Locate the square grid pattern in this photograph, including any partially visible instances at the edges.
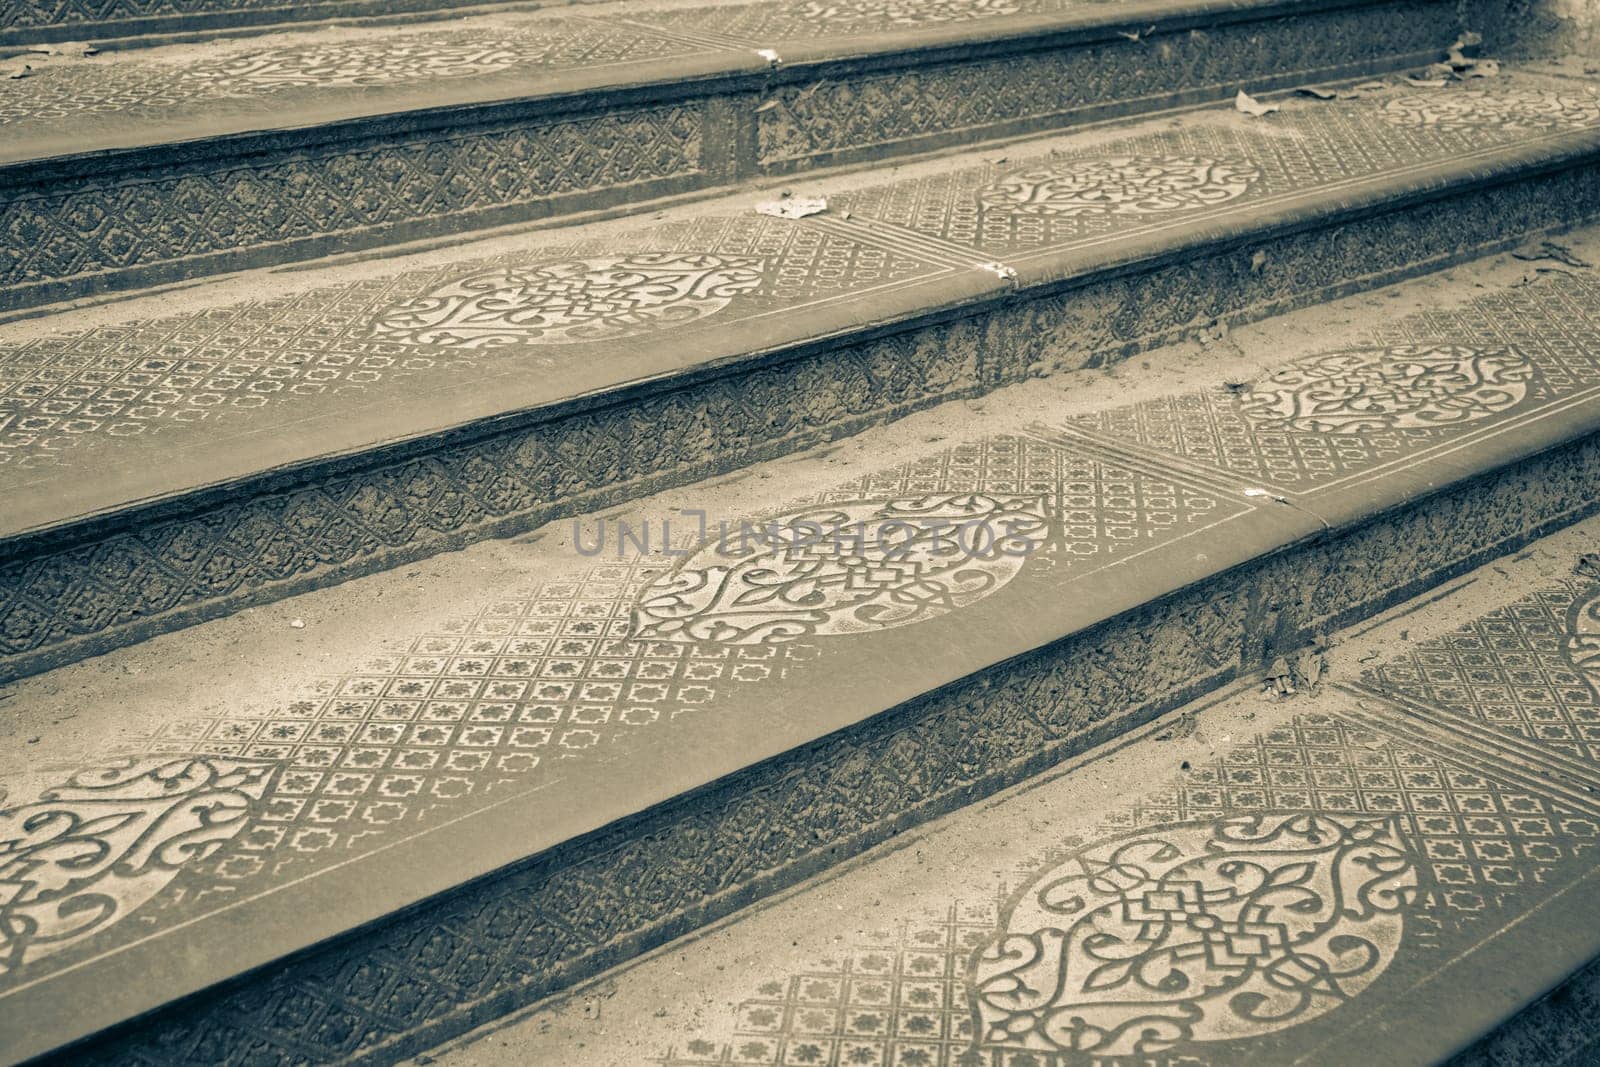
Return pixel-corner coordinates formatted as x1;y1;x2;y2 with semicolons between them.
145;560;810;882
1366;581;1600;764
1068;272;1600;493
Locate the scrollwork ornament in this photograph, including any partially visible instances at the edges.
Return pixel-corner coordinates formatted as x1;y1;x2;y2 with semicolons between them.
0;756;273;976
977;156;1261;218
970;812;1419;1056
1237;345;1532;434
631;493;1052;644
371;254;766;348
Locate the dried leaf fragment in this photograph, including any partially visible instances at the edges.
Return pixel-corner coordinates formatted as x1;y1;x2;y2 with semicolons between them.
1234;89;1279;117
1264;656;1295;697
755;196;826;219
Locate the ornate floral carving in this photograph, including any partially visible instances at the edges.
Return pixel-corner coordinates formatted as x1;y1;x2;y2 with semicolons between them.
370;254;766;348
977;156;1261;217
971;813;1418;1056
630;494;1051;644
0;757;272;976
1379;88;1600;131
1237;345;1532;433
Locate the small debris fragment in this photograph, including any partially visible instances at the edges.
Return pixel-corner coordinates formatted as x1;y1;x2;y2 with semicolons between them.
1116;29;1141;42
756;48;780;64
581;997;602;1021
1461;58;1500;78
1296;86;1340;100
28;40;97;56
1;61;32;79
1404;75;1450;88
980;261;1017;281
755;196;826;219
1154;712;1197;741
289;618;306;629
1235;90;1279;117
1223;379;1253;394
1577;553;1600;579
1250;249;1268;273
1264;656;1295;697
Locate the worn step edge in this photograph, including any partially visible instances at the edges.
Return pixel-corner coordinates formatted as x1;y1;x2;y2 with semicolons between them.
6;112;1600;683
0;0;1455;311
20;321;1600;1066
1443;935;1600;1066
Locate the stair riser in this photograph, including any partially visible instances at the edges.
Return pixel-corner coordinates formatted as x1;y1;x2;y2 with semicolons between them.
0;0;1453;314
48;413;1600;1066
6;151;1599;684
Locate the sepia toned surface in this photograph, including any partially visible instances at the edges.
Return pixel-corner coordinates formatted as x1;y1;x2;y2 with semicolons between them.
8;75;1600;678
6;233;1600;1061
417;539;1600;1066
0;0;1456;309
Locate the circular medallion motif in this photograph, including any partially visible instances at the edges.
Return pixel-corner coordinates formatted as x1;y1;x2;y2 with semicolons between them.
201;40;525;89
972;813;1418;1056
1379;88;1600;131
371;253;766;348
0;757;272;977
798;0;1020;24
977;156;1262;218
1237;344;1533;434
631;493;1051;644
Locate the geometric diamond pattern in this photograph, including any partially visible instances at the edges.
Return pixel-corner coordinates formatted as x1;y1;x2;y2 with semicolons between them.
1115;713;1596;918
1367;581;1600;764
143;558;809;878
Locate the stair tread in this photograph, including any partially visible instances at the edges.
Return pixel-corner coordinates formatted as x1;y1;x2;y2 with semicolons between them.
0;0;1304;166
419;518;1600;1067
5;224;1600;1061
7;69;1597;544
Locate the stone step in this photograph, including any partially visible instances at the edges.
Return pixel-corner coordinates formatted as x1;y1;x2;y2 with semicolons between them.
414;515;1600;1067
8;70;1600;682
0;0;1464;311
1;0;569;50
4;226;1600;1064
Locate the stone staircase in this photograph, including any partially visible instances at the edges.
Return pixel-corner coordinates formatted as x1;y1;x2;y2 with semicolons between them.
4;2;1600;1064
